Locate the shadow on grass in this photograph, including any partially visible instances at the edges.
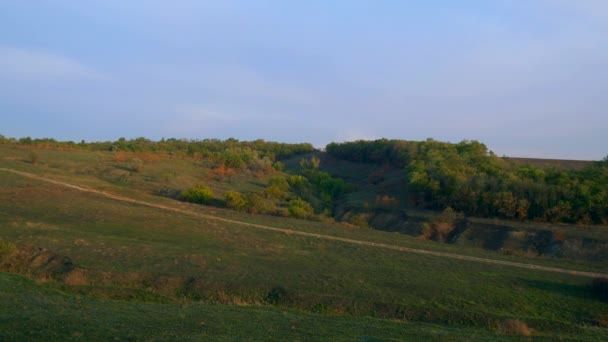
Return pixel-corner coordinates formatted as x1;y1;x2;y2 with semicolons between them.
517;278;598;301
112;164;133;172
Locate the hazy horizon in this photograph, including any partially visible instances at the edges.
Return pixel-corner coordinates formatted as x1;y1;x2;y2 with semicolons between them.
2;1;607;160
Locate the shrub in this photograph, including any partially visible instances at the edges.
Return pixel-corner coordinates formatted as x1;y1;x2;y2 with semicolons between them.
265;176;289;199
288;198;314;219
267;286;288;304
247;156;273;173
300;156;320;171
180;184;214;204
0;239;16;259
29;151;40;165
224;191;247;211
130;158;143;173
498;319;532;336
268;176;290;191
421;222;458;242
272;161;285;171
345;213;370;228
287;175;307;189
245;193;274;214
420;207;463;242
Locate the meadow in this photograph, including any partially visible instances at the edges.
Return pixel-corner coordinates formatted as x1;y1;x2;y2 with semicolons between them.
1;144;607;340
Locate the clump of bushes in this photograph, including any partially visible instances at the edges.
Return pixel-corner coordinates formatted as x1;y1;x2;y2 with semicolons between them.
180;184;214;204
342;212;371;228
421;207;464;242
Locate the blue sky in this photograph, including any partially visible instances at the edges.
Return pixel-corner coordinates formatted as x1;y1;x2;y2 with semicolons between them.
1;1;607;159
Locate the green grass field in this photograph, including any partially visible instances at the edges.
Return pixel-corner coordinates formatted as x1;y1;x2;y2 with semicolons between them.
2;272;537;341
1;145;607;340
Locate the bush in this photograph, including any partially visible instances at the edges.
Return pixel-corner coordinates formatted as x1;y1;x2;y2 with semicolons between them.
288;198;314;219
420;207;463;242
265;176;289;199
180;184;214;204
300;156;320;171
0;239;16;259
345;213;370;228
130;158;143;173
244;193;274;214
267;286;288;304
288;175;307;189
268;176;290;191
29;151;40;165
272;161;285;171
224;191;247;211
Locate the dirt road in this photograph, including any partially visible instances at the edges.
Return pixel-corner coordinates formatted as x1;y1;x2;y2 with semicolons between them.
2;167;606;278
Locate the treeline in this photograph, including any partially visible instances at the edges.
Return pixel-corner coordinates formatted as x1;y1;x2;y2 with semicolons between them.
0;135;315;162
327;139;608;224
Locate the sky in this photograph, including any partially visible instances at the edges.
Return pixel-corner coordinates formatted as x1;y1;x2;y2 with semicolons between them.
1;1;607;160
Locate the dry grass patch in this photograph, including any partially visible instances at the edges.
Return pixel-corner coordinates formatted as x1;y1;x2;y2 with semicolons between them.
497;319;533;336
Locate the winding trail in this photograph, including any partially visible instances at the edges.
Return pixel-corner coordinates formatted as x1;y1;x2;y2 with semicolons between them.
2;167;607;278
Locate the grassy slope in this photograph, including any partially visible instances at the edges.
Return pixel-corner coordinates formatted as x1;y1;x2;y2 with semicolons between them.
2;147;607;273
0;272;523;341
1;145;607;339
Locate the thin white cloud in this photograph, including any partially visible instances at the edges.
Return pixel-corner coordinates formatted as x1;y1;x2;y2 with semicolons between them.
141;63;319;106
0;46;107;81
174;106;237;123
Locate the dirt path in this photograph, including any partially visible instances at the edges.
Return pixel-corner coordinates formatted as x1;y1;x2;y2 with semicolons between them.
2;167;607;278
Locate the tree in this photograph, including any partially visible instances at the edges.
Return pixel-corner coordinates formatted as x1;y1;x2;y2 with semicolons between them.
516;199;530;221
300;156;320;171
265;176;290;199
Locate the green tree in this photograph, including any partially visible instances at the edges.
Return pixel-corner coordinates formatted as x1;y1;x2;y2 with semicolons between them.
265;176;290;199
300;156;320;171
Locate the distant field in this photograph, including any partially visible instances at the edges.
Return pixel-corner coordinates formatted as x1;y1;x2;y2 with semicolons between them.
508;157;592;170
1;144;607;340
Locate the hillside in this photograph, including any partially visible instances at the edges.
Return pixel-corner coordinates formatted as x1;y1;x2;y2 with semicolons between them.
1;139;607;340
